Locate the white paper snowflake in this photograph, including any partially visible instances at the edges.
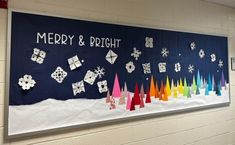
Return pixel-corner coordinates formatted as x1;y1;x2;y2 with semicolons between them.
210;53;216;62
68;55;82;70
199;49;205;58
188;64;194;74
94;66;105;79
190;42;196;50
145;37;153;48
18;74;36;90
131;47;142;60
126;61;135;73
174;62;181;72
161;48;169;57
84;70;97;85
31;48;46;64
72;80;85;96
218;59;223;68
97;80;108;93
51;67;67;83
142;63;151;74
158;62;166;73
105;50;118;64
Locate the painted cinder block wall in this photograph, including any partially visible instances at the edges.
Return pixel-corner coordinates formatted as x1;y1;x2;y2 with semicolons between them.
1;0;235;144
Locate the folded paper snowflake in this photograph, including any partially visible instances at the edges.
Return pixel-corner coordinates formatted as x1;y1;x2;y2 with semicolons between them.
199;49;205;58
158;62;166;73
145;37;153;48
51;67;67;83
161;48;169;57
210;53;216;62
72;80;85;96
218;59;223;68
84;70;97;85
142;63;151;74
126;61;135;73
131;47;142;60
68;55;82;70
31;48;46;64
18;74;36;90
188;64;194;74
105;50;118;64
190;42;196;50
97;80;108;93
174;62;181;72
94;66;105;79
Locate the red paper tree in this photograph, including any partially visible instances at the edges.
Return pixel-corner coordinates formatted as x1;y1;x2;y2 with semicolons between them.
130;97;135;111
133;83;141;105
145;89;151;103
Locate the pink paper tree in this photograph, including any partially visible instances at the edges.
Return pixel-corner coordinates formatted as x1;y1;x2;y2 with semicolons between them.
106;89;111;103
126;92;131;110
112;73;121;98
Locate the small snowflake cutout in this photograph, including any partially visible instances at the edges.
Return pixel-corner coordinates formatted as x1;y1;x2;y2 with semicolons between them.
210;54;216;62
94;66;105;79
174;62;181;72
188;64;194;74
161;48;169;57
84;70;97;85
218;59;223;68
131;47;142;60
68;55;82;71
126;61;135;73
199;49;205;58
145;37;153;48
142;63;151;74
51;67;67;83
18;74;36;90
72;80;85;96
158;62;166;73
190;42;196;50
105;50;118;64
97;80;108;93
31;48;46;64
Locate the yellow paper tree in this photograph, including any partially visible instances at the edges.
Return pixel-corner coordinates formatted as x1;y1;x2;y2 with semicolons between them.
165;76;171;97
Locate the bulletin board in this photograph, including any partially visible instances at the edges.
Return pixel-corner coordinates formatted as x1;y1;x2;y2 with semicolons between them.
5;10;230;138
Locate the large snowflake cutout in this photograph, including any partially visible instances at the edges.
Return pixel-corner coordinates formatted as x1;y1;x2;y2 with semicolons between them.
68;55;82;71
126;61;135;73
158;62;166;73
218;59;223;68
72;80;85;96
18;74;36;90
142;63;151;74
188;64;194;74
51;67;67;83
145;37;153;48
94;66;105;79
105;50;118;64
131;47;142;60
190;42;196;50
31;48;46;64
97;80;108;93
84;70;97;85
161;48;169;57
199;49;205;58
174;62;181;72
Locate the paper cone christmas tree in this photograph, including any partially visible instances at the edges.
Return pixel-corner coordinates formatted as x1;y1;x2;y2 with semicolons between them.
150;76;156;97
112;73;121;98
145;89;151;103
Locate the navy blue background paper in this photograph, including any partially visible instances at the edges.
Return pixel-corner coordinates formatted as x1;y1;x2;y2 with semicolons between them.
9;12;228;105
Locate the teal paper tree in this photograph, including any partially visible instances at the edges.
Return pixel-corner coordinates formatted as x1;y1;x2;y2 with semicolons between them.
197;70;201;88
205;82;209;96
208;74;212;91
216;82;221;96
196;85;200;95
